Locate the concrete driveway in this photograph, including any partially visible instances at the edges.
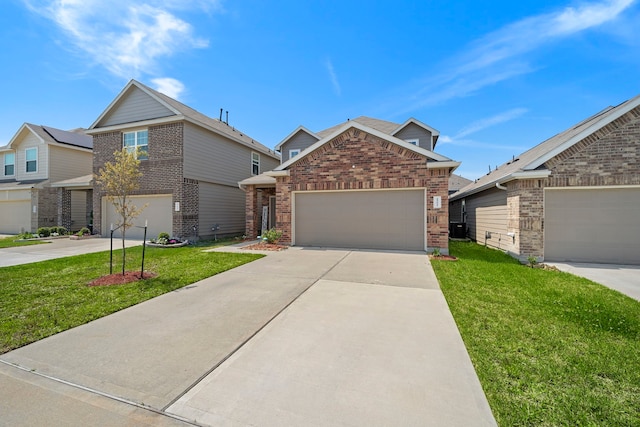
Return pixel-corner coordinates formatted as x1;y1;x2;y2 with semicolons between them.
0;237;142;267
0;247;496;426
549;262;640;302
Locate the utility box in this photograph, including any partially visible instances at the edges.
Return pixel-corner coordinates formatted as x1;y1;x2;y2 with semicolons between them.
449;222;466;239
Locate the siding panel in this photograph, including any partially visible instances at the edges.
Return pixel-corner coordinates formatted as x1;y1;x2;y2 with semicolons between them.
100;88;174;127
16;132;47;181
198;182;245;237
394;123;432;149
465;188;515;251
280;131;319;162
48;146;93;182
183;122;279;185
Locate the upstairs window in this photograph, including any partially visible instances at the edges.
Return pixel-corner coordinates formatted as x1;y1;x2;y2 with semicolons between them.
4;152;15;176
25;148;37;173
123;130;148;160
251;152;260;175
405;138;419;146
289;149;300;158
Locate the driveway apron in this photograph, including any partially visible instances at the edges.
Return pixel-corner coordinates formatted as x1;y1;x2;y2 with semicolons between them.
1;247;496;426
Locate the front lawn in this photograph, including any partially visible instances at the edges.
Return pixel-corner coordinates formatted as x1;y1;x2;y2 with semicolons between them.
432;241;640;426
0;236;47;249
0;244;263;354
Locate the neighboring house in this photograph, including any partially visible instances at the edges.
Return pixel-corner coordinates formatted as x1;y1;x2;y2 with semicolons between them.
450;94;640;265
240;116;459;253
87;79;280;240
449;173;472;195
0;123;93;234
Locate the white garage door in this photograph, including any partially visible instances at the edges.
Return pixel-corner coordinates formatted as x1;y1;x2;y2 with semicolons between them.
103;194;172;240
545;187;640;264
294;190;425;251
0;200;31;234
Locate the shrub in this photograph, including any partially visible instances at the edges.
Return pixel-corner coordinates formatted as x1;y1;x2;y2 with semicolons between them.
432;247;441;257
17;231;37;240
56;226;68;236
263;228;282;244
157;232;170;241
37;227;51;237
77;227;91;236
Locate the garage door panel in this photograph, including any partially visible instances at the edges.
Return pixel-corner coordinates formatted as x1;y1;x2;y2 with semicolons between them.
294;190;425;251
0;201;31;234
545;188;640;264
103;195;172;240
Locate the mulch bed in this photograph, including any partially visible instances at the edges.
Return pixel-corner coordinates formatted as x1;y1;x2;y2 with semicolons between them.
242;242;288;251
88;271;157;287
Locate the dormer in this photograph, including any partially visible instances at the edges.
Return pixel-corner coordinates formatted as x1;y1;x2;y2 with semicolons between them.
392;118;440;151
274;126;320;163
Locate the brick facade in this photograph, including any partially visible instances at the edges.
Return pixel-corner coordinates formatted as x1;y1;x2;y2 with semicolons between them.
505;106;640;260
248;127;452;252
92;123;192;237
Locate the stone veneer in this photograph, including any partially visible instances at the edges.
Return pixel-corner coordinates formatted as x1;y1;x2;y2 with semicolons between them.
247;128;452;252
92;122;196;237
506;105;640;259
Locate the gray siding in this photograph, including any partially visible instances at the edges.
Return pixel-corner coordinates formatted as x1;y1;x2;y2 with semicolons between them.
280;130;319;162
465;188;515;252
99;87;175;127
198;182;245;237
394;123;433;150
183;122;279;185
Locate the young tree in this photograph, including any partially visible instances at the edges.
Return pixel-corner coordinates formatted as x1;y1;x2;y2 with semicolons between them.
95;148;146;275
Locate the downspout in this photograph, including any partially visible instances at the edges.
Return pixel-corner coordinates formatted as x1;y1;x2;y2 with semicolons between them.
495;182;507;190
238;183;247;192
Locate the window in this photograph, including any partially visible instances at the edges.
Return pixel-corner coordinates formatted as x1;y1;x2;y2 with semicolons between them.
405;138;419;146
289;149;300;158
123;130;148;160
251;152;260;175
4;152;15;176
25;148;37;173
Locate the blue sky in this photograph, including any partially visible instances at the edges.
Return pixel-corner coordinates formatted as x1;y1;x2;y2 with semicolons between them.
1;0;639;179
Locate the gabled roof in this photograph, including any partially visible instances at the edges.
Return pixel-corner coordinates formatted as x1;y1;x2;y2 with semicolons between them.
316;116;400;139
2;123;92;151
274;126;320;151
449;174;473;192
275;120;458;172
89;79;279;160
450;93;640;201
392;117;440;148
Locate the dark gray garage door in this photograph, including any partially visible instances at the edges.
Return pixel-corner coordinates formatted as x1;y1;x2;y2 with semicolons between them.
294;190;425;251
544;187;640;264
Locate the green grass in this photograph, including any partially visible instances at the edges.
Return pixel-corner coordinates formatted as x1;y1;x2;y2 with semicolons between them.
431;241;640;426
0;236;48;249
0;242;263;354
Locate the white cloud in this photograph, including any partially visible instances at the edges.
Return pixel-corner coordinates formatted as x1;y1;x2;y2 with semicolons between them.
402;0;636;110
151;77;185;99
325;59;341;96
23;0;218;80
455;108;528;138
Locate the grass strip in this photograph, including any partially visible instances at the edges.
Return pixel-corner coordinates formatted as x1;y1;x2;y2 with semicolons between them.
0;236;48;249
431;241;640;426
0;244;262;354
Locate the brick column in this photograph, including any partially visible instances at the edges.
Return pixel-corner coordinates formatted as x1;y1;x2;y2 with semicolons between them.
58;188;72;230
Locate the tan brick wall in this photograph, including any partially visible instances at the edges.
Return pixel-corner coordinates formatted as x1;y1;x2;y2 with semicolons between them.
272;128;451;251
507;105;640;260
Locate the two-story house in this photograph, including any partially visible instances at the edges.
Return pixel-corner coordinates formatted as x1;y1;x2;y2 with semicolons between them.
87;80;280;240
0;124;93;234
239;116;460;253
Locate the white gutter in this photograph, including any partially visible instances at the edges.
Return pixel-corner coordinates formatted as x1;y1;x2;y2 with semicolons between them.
495;182;507;190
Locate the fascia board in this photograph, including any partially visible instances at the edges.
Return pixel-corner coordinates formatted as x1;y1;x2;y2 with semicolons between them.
85;115;186;134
